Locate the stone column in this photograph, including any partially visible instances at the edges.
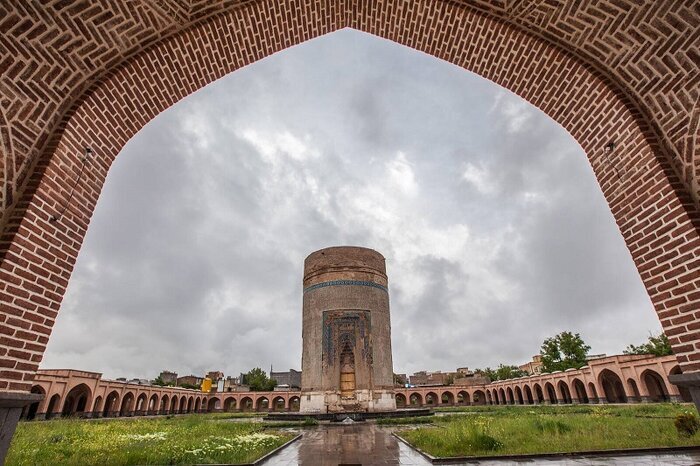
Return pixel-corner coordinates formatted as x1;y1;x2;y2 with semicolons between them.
669;373;700;413
0;393;43;464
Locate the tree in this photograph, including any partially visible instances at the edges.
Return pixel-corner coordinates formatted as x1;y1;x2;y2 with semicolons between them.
540;331;591;372
494;364;527;380
624;332;673;356
179;382;200;390
474;367;497;382
245;367;277;391
474;365;526;381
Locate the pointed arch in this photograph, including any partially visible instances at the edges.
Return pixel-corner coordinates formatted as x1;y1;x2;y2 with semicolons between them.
572;379;588;403
642;369;670;402
599;369;627;403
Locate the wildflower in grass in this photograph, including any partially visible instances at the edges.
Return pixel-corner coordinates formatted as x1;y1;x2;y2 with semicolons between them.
119;432;168;442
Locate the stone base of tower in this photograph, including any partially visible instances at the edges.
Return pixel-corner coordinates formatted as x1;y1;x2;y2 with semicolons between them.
300;390;396;414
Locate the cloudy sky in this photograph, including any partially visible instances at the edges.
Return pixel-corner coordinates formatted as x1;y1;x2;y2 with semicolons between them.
42;29;661;380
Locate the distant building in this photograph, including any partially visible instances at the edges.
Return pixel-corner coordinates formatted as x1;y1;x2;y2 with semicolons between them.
519;355;544;375
159;371;177;385
454;372;491;386
270;369;301;389
206;371;224;382
177;375;203;387
221;376;240;392
394;373;408;386
409;370;457;386
127;378;151;385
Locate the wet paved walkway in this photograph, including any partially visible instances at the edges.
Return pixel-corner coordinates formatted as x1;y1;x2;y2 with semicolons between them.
262;423;700;466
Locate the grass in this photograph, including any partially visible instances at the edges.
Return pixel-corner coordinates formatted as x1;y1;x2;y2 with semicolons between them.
376;416;435;425
398;403;700;458
207;412;267;419
7;414;295;465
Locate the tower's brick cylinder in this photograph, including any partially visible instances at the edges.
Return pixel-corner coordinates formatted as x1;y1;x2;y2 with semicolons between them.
300;246;396;413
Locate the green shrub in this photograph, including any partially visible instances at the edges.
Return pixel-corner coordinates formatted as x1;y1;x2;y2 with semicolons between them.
590;406;613;418
468;431;503;452
533;417;571;434
674;412;700;437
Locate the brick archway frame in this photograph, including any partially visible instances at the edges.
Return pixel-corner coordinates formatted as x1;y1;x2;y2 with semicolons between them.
0;0;698;459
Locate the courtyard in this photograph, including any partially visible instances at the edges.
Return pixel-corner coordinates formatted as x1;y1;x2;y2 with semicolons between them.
8;404;700;465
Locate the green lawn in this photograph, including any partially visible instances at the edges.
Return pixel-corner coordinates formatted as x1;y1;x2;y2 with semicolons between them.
7;415;295;465
398;404;700;458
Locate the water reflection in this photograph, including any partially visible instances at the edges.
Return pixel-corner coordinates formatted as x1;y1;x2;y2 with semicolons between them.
265;423;428;466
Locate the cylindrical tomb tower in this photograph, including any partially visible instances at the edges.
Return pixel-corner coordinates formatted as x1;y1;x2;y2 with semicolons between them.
300;246;396;413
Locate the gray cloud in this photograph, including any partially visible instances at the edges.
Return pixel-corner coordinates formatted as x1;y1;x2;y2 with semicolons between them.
42;29;660;380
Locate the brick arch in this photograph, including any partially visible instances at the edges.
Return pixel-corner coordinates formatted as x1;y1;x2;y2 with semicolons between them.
440;391;454;405
159;394;169;414
0;2;697;404
240;396;253;412
148;393;159;414
223;396;237;412
514;386;524;405
408;392;423;406
641;369;671;402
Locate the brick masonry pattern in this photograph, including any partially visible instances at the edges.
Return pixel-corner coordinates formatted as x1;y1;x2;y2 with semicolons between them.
0;0;698;391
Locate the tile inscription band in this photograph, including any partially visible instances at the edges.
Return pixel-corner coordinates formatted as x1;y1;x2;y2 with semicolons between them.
303;280;388;294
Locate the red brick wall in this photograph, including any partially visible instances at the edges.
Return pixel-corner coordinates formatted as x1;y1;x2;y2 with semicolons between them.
0;0;698;392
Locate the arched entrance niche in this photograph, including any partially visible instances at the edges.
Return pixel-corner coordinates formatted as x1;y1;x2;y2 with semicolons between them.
642;370;670;402
425;392;438;406
524;385;534;404
272;397;285;412
255;397;269;412
1;1;698;412
240;397;253;412
588;383;600;403
514;387;524;405
498;389;506;405
120;393;135;417
169;396;178;413
92;396;103;417
627;379;642;403
457;391;470;405
62;384;92;417
223;397;237;412
289;396;301;412
506;387;515;405
46;394;61;420
670;367;692;402
572;379;588;404
103;391;119;417
441;391;454;405
135;394;148;415
558;381;572;404
599;370;627;403
179;397;187;413
21;386;44;420
148;394;159;415
395;393;407;408
160;395;169;414
534;384;545;404
545;383;557;404
208;397;220;412
409;393;422;407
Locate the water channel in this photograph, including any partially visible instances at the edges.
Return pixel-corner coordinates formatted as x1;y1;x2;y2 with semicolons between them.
262;423;700;466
